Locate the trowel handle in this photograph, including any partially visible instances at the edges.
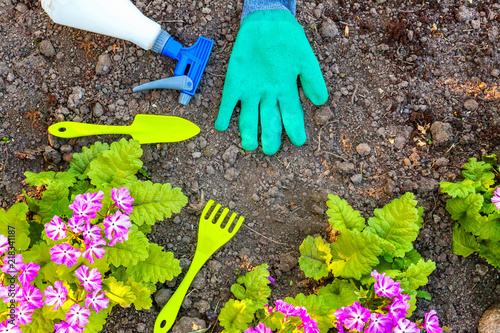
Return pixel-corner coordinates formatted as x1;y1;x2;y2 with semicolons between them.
48;122;129;139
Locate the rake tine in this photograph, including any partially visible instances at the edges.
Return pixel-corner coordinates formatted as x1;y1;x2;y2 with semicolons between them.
229;216;245;234
208;203;222;222
202;200;214;220
215;208;230;226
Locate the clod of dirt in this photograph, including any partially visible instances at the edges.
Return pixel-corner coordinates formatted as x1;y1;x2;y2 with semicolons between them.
430;122;453;146
154;288;172;308
355;143;371;157
320;18;339;38
172;317;206;333
478;303;500;333
464;99;479;111
314;105;334;126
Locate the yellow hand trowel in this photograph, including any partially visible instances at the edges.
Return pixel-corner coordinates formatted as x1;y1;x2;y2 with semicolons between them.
48;114;200;144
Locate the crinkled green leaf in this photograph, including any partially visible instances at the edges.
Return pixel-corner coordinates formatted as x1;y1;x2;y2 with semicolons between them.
69;141;110;175
329;229;383;279
440;179;478;198
105;226;150;267
392;250;423;271
103;276;137;307
87;138;143;188
84;307;112;333
126;243;181;283
405;290;418;317
397;259;436;291
446;194;485;235
298;236;332;280
38;182;72;223
326;194;366;232
129;181;188;226
23;189;40;213
285;293;336;333
0;202;30;251
219;299;257;333
71;177;95;195
482;154;497;166
24;170;77;188
462;158;495;190
20;308;54;333
479;240;500;267
317;279;360;309
129;280;155;310
416;290;432;301
478;212;500;242
231;263;271;305
452;223;480;257
364;193;421;258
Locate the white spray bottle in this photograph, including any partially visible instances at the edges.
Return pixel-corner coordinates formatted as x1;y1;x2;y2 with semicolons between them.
41;0;213;105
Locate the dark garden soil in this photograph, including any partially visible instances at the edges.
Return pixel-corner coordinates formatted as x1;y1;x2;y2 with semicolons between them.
0;0;499;332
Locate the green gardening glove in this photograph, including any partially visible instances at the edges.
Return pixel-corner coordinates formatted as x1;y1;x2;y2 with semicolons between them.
215;10;328;155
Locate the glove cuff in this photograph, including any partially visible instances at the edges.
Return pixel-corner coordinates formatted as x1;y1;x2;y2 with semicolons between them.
241;0;296;20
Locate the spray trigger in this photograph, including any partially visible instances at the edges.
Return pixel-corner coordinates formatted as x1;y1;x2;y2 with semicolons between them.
133;75;193;93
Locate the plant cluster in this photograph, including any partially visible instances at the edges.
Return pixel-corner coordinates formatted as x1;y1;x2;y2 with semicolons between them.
218;193;438;333
439;155;500;267
0;139;188;332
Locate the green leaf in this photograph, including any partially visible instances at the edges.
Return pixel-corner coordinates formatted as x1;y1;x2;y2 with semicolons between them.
452;223;480;257
329;229;383;279
416;290;432;301
392;250;423;271
397;259;436;291
84;307;112;333
24;170;76;188
126;243;181;283
231;264;271;306
0;202;30;251
364;193;421;258
298;236;332;280
219;299;257;333
446;194;485;235
71;177;95;195
105;226;150;267
326;194;366;232
317;279;360;309
129;280;155;310
103;276;137;307
462;158;495;190
405;290;418;317
23;189;40;212
129;181;188;226
481;154;497;167
69;141;110;175
87;138;143;188
38;182;72;223
285;293;336;333
479;240;500;267
20;308;54;333
478;212;500;242
440;179;478;198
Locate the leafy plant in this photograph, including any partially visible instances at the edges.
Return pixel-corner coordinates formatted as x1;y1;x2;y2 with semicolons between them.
439;155;500;267
219;193;437;333
0;139;187;332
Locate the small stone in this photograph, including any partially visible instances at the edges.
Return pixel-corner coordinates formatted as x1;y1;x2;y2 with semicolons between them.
476;264;488;276
224;168;239;181
222;145;239;165
67;87;85;110
43;146;62;164
172;317;206;333
491;69;499;78
60;144;73;154
488;26;499;42
351;174;363;184
63;153;73;163
96;53;112;75
314;106;334;126
356;143;371;156
154;288;172;308
39;40;56;57
464;99;479;111
252;193;260;202
430;121;453;145
478;303;500;333
204;144;218;157
93;102;104;117
320;18;339;38
192;152;202;158
435;157;449;167
194;300;210;314
471;19;481;29
455;5;473;22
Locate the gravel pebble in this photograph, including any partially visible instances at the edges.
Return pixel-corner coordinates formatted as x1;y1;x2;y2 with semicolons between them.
39;40;56;57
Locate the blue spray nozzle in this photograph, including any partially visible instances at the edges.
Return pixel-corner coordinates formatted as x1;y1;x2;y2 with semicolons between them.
134;30;214;105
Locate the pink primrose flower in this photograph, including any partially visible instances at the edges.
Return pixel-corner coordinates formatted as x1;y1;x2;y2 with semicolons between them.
244;323;272;333
107;230;130;247
85;290;109;314
371;270;402;298
0;320;22;333
15;303;34;325
67;216;85;234
364;312;394;333
54;320;84;333
82;239;107;264
44;281;68;310
66;304;91;328
68;196;100;223
1;254;25;276
424;310;442;333
45;216;68;240
341;301;371;332
111;187;134;214
0;235;9;255
394;318;420;333
50;243;81;267
75;265;102;292
0;283;22;303
22;285;44;309
388;294;411;323
492;187;500;210
103;211;131;242
18;262;40;287
82;221;102;244
81;191;104;207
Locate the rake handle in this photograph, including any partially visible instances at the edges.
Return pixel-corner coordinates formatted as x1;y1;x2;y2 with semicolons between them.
154;251;211;333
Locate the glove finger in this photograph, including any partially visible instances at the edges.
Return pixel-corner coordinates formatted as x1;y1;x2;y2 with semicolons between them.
260;97;282;155
239;97;260;151
215;81;240;131
278;88;306;147
299;52;328;106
